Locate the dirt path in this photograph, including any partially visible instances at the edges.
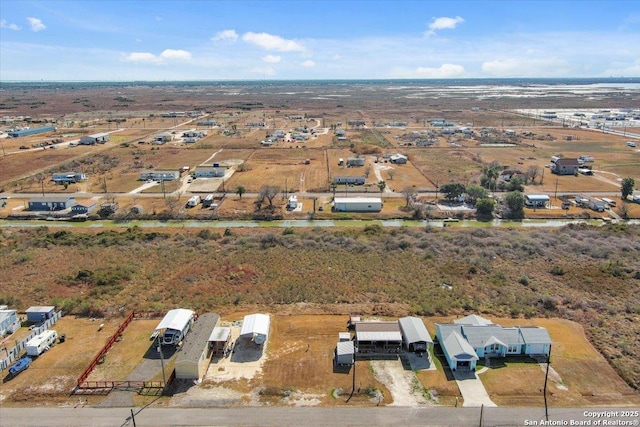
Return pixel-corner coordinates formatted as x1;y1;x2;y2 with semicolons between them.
370;360;432;407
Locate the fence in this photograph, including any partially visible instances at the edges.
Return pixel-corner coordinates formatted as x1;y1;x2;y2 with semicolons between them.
0;310;63;372
76;311;135;386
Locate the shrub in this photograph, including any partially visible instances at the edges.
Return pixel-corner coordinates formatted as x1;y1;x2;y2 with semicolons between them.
550;265;565;276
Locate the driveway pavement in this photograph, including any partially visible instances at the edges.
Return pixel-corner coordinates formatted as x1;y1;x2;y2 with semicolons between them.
453;370;497;407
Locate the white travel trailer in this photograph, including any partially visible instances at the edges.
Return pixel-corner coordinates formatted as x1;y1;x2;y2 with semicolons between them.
186;195;201;208
156;309;195;346
25;330;58;356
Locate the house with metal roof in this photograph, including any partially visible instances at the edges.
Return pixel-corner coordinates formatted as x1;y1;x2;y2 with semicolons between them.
354;322;402;355
398;317;433;352
80;133;109;145
174;313;220;381
436;315;551;371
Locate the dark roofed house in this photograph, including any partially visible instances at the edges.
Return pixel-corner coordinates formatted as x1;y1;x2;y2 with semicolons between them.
175;313;220;381
28;196;75;212
71;200;97;215
553;158;580;175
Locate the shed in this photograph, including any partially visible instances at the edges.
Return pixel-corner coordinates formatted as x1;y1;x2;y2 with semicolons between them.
338;332;351;342
174;313;220;381
398;317;433;352
335;341;355;366
240;314;270;345
333;197;382;212
25;306;56;323
208;327;232;355
28;196;75;212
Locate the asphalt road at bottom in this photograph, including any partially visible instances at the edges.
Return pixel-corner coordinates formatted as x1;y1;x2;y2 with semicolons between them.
1;406;638;427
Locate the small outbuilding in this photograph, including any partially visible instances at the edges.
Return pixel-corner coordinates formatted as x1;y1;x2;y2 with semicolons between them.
25;306;56;323
398;316;433;352
335;341;355;366
174;313;220;381
389;154;408;164
208;327;232;356
240;314;270;345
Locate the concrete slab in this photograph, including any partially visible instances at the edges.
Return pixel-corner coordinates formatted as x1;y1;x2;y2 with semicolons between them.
454;370;497;408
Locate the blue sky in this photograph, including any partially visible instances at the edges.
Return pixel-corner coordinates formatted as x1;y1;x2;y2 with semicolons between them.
1;0;639;80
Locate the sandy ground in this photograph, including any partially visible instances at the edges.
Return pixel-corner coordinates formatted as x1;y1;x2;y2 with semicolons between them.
370;360;433;407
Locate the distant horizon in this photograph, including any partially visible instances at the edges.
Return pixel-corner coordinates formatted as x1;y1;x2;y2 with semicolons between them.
1;1;638;81
2;77;640;84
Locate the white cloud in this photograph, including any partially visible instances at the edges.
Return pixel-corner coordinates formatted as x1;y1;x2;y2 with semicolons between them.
160;49;192;60
123;49;191;64
123;52;161;64
426;16;464;36
26;17;46;32
603;58;640;77
1;19;21;30
415;64;466;78
262;55;281;63
301;60;315;68
212;29;238;42
332;54;341;60
242;32;304;52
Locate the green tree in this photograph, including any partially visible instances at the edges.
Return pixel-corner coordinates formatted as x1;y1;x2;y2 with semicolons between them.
236;185;246;199
621;177;635;200
476;198;495;217
465;184;488;205
505;191;525;219
507;176;525;192
440;182;466;202
377;180;386;196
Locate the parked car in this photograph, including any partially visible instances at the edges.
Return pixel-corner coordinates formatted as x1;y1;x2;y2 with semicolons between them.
19;145;29;150
9;356;32;376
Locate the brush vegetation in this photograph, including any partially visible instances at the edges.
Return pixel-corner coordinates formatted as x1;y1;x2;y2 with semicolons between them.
0;224;639;389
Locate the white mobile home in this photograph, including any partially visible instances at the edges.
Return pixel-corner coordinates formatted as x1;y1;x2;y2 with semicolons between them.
333;197;382;212
175;313;219;381
26;330;58;356
156;309;195;346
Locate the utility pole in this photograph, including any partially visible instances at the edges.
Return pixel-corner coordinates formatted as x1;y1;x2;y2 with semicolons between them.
543;344;552;422
130;409;137;427
156;336;166;389
479;404;484;427
554;179;559;200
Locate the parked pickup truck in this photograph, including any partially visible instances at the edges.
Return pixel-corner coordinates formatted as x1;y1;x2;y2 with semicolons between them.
9;356;32;376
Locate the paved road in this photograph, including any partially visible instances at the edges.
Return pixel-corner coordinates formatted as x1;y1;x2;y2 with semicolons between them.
1;406;638;426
